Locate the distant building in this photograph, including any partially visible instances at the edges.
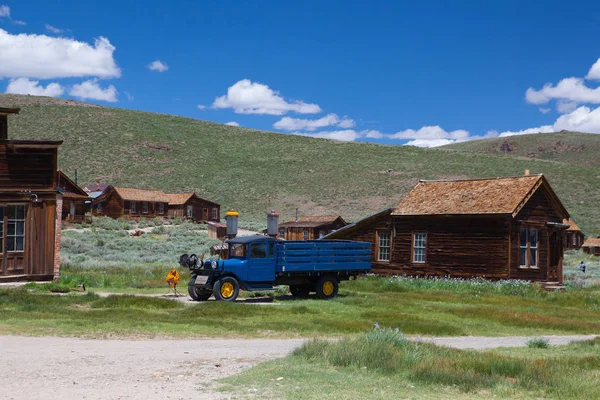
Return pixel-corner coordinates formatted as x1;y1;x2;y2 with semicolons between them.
207;221;226;239
93;187;170;220
563;219;584;250
582;238;600;256
278;215;347;240
164;192;220;223
326;175;570;283
58;171;91;224
0;108;62;281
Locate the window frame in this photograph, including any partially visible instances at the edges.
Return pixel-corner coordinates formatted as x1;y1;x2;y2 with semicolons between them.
157;202;164;215
279;228;285;239
249;243;267;259
412;232;427;264
376;230;391;262
6;205;26;253
131;201;137;214
519;227;539;269
97;202;103;213
212;208;218;220
142;201;149;214
187;205;193;218
303;231;308;240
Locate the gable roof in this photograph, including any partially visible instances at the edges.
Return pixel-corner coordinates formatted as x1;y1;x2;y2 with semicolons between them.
323;208;394;239
582;238;600;248
86;184;111;193
57;171;89;199
113;187;170;203
279;215;347;228
563;219;582;232
391;175;568;218
165;193;194;205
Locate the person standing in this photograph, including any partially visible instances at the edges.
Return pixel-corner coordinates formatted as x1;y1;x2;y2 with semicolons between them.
579;261;586;273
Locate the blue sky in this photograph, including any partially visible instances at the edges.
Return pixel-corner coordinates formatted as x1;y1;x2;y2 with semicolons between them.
2;1;600;147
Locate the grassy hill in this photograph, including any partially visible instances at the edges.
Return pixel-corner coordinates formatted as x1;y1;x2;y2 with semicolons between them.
443;131;600;167
2;94;600;235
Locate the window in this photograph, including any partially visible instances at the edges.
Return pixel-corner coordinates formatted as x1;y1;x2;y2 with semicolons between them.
6;205;25;252
377;231;391;261
520;227;538;268
158;203;164;215
279;228;285;239
97;203;102;213
212;208;218;220
187;205;193;218
229;243;247;259
250;243;267;258
142;202;149;214
572;235;577;247
412;232;426;263
131;202;137;214
303;231;308;240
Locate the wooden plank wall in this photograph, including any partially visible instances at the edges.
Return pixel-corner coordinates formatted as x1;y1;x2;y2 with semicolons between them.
0;145;56;189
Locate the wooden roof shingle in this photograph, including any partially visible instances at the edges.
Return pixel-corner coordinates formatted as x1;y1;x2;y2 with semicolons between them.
582;238;600;248
164;193;194;205
391;175;567;217
279;215;346;228
113;187;170;203
563;218;582;232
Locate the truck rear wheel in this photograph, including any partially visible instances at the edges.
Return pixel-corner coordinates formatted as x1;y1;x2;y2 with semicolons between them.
213;277;240;302
289;285;311;298
315;276;339;300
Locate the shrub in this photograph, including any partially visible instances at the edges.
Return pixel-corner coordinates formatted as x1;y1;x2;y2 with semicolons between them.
527;337;550;348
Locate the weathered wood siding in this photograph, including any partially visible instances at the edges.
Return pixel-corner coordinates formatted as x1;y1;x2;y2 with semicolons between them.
282;220;347;240
0;145;57;190
168;198;220;223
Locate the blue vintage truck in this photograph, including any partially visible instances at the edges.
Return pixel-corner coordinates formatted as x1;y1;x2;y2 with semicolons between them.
184;235;371;301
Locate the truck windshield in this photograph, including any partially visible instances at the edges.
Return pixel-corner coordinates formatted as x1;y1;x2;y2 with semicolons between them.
229;243;247;260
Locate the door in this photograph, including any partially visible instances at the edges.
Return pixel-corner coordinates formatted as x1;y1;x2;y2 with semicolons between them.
246;242;275;282
69;200;75;220
548;231;562;282
0;205;27;277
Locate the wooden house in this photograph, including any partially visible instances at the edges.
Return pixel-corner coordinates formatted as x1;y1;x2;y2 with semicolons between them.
93;187;170;220
563;219;584;250
58;171;91;224
325;175;570;283
0;108;62;281
165;193;220;223
278;215;347;240
582;238;600;256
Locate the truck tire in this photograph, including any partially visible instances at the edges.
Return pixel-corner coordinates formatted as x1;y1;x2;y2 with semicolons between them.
290;285;311;298
315;276;339;300
213;276;240;302
188;286;212;301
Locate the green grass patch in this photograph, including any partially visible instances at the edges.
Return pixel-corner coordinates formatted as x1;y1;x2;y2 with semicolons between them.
221;332;600;399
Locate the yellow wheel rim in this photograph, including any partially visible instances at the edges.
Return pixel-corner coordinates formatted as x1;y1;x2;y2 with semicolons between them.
221;282;234;298
322;281;334;296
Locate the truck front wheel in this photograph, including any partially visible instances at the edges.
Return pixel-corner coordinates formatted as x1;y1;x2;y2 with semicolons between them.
315;276;339;300
213;277;240;302
188;286;212;301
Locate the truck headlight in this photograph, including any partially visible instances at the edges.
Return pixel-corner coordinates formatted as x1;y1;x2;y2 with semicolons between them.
211;260;217;269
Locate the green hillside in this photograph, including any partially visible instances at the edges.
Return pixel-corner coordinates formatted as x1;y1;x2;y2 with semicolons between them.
2;94;599;235
443;131;600;167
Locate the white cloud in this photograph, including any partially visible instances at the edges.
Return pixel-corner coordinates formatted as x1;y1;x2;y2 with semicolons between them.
526;77;600;105
0;29;120;79
5;77;63;97
45;24;63;34
556;100;578;114
404;139;456;148
225;121;240;126
69;79;117;102
213;79;321;115
292;129;384;142
13;20;25;25
197;104;206;110
388;125;470;141
273;113;355;131
124;91;133;101
148;60;168;72
0;5;9;18
498;125;553;137
586;58;600;80
539;107;551;114
553;106;600;133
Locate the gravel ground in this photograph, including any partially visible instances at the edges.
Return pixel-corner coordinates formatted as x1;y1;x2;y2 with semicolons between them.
0;334;597;400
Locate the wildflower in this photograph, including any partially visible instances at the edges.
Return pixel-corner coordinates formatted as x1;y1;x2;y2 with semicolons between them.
374;322;380;330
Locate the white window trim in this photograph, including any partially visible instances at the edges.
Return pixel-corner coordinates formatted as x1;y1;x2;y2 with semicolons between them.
131;202;137;214
212;208;218;220
412;232;427;264
158;203;164;215
142;202;149;214
519;227;539;269
377;231;391;262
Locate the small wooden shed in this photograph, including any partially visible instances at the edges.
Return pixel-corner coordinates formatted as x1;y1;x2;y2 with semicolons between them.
563;219;584;250
207;221;227;239
94;187;170;221
278;215;347;240
326;175;569;283
165;192;220;223
58;171;91;224
582;238;600;256
0;108;62;281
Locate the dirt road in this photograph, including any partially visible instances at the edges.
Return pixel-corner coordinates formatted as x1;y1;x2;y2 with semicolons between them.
0;334;596;400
